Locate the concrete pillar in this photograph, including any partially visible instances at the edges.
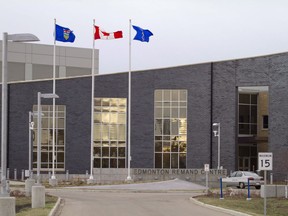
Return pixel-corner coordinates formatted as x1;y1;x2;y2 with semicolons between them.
7;168;10;180
21;169;24;181
31;186;45;208
14;169;17;180
0;197;15;216
25;178;35;197
7;180;10;194
65;170;69;181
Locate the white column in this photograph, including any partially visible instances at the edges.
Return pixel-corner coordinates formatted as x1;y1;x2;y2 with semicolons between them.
25;63;33;81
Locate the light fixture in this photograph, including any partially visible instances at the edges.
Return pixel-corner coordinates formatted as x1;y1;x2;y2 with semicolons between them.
1;32;39;196
212;122;221;169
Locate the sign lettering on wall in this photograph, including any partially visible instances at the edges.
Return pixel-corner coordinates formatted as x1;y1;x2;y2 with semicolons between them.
133;169;226;176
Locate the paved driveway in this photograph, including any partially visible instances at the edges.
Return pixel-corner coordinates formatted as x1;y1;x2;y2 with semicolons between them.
48;179;247;216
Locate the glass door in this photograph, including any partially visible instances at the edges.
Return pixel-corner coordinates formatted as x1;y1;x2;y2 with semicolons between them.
238;157;250;171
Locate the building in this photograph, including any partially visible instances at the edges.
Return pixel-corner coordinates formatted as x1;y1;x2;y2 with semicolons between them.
1;42;288;182
0;41;98;82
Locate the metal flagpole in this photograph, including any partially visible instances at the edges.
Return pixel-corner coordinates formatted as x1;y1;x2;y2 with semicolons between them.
126;19;132;181
89;19;96;181
51;18;57;181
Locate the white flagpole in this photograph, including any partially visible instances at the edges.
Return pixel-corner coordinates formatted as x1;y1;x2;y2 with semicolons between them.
89;19;96;181
126;19;132;181
51;18;57;181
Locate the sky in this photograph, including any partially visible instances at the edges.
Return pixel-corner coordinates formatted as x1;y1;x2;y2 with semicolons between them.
1;0;288;74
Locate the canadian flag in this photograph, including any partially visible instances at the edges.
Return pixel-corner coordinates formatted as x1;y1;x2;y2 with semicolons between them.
94;26;123;40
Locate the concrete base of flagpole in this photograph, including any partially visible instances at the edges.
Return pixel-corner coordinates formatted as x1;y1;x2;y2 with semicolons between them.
49;178;58;187
87;176;96;184
31;186;45;208
0;197;16;216
25;178;35;197
125;176;134;183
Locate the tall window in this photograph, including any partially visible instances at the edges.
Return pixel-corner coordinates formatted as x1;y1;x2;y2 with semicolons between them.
93;98;126;168
239;94;257;135
262;115;268;129
154;90;187;169
33;105;66;171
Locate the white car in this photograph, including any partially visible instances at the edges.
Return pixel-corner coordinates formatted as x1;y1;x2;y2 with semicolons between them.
222;171;263;189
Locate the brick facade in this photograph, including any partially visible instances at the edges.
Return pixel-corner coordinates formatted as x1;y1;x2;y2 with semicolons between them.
2;52;288;180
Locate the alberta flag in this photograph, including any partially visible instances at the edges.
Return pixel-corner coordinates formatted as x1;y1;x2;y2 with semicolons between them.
132;25;153;42
55;24;76;42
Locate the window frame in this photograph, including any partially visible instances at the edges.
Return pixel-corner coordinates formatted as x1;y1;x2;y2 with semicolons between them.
93;98;127;169
262;115;268;130
32;105;66;171
154;89;187;169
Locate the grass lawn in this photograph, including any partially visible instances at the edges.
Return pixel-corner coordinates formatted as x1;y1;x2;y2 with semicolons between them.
15;193;58;216
195;194;288;216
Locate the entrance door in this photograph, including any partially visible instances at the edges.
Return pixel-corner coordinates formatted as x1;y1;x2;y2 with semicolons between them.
238;157;250;171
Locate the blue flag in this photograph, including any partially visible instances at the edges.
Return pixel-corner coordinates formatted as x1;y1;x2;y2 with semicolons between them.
55;24;76;43
132;25;153;42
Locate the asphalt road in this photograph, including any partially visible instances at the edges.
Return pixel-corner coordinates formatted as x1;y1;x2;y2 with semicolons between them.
50;190;234;216
48;179;242;216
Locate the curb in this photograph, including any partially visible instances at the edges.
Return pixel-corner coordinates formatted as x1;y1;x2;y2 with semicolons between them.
47;187;204;194
48;197;62;216
190;197;252;216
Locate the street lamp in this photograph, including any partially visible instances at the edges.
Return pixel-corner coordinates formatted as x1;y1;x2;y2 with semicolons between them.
29;111;34;179
36;92;59;185
28;111;44;179
1;32;39;196
213;122;221;170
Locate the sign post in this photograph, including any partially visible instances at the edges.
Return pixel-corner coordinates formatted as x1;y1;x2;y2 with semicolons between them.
258;152;273;216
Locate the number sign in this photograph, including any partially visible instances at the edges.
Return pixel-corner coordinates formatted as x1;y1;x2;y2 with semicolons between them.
258;152;273;171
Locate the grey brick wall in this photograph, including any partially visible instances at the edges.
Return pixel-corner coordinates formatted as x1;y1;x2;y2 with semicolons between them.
268;54;288;179
212;61;237;171
7;77;93;174
8;80;54;174
1;52;288;180
131;64;212;168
